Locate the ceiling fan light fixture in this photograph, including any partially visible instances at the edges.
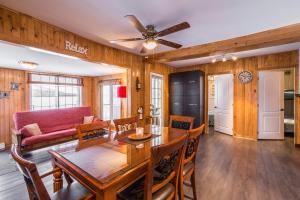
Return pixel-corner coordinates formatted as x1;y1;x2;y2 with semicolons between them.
143;39;157;50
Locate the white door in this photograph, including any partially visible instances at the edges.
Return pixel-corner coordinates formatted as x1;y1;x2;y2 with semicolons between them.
258;71;284;139
214;74;233;135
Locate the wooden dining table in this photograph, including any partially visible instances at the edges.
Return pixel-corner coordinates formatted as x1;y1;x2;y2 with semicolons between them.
49;125;187;200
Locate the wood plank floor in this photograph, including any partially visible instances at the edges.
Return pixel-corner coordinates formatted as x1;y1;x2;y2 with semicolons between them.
1;131;300;200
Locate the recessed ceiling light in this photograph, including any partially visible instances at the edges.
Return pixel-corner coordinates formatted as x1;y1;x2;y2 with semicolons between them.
18;61;38;69
28;47;80;60
212;58;217;63
222;57;227;62
110;40;116;43
232;56;238;61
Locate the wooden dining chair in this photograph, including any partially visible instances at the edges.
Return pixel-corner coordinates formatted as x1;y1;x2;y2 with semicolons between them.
76;121;111;150
118;133;188;200
169;115;195;130
10;144;94;200
179;124;205;200
113;116;138;139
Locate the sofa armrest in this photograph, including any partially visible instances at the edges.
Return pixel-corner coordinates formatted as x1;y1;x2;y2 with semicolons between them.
11;128;22;146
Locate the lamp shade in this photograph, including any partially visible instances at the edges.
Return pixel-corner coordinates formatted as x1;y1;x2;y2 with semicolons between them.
117;86;127;98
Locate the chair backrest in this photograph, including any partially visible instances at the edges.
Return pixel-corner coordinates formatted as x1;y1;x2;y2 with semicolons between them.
145;133;188;198
76;121;111;149
10;144;51;200
184;124;205;164
169;115;194;130
113;116;138;138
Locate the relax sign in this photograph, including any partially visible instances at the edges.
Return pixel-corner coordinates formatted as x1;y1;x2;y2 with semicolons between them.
65;41;88;55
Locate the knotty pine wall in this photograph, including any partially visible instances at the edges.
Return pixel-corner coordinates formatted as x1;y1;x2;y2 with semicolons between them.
176;51;299;144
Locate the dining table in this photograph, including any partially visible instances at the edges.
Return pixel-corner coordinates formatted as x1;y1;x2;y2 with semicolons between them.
48;125;187;200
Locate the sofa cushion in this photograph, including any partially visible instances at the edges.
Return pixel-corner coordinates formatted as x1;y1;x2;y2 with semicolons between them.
21;128;76;146
14;107;91;134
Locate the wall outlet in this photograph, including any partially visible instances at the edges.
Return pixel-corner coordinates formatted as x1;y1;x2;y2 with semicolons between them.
0;143;5;151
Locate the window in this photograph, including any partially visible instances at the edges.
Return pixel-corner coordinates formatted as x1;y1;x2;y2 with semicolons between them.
101;84;121;120
29;74;82;111
151;74;163;126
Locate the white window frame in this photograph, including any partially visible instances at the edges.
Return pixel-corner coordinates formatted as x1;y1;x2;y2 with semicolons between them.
150;73;164;126
29;74;82;111
100;84;121;120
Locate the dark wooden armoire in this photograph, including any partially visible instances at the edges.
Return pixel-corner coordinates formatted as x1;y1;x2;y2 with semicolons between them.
169;70;204;128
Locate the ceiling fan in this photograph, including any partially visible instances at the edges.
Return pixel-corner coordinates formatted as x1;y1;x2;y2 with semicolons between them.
110;15;190;54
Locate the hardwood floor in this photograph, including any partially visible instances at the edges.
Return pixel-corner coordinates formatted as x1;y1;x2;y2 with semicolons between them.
1;131;300;200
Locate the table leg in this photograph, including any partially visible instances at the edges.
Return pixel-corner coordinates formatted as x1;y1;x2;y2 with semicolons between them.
52;162;63;192
102;188;116;200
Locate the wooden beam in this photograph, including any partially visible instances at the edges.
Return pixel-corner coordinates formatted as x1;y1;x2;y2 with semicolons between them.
153;23;300;62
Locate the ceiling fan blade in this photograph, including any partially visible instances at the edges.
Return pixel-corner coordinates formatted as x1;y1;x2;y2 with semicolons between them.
157;39;182;49
110;38;143;43
125;15;147;34
140;46;147;54
157;22;190;37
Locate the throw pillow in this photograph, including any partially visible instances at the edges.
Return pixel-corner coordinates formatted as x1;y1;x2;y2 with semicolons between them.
23;123;42;137
83;116;94;124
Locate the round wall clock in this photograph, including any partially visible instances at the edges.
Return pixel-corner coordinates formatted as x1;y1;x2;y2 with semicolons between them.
238;71;253;84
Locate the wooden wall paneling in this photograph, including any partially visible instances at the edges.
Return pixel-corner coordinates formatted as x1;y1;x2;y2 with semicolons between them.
82;77;93;108
0;68;26;145
294;51;300;145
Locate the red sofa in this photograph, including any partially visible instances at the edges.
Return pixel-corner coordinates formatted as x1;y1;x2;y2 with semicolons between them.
12;107;91;152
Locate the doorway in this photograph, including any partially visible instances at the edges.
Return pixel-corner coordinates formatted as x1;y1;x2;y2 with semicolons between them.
150;73;163;126
258;69;295;140
208;74;234;135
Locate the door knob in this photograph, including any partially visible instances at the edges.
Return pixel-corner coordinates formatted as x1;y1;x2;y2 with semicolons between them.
214;106;217;108
280;108;284;111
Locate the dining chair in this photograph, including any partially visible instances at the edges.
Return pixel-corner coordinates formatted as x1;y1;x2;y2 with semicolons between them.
118;133;188;200
10;144;94;200
76;121;111;149
113;116;138;139
169;115;195;130
179;124;205;200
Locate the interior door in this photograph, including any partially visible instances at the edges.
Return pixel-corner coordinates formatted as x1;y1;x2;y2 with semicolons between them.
214;74;233;135
259;71;284;139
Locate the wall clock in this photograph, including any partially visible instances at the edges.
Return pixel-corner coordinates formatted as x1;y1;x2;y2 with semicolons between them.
238;71;253;84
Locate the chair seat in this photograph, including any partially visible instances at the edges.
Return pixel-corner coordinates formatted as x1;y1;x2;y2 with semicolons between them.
118;178;175;200
153;183;175;200
183;161;194;176
52;181;93;200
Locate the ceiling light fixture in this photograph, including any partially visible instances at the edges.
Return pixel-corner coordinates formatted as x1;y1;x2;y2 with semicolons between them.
222;57;227;62
18;61;38;69
232;56;238;61
28;47;80;60
212;58;217;63
143;39;157;50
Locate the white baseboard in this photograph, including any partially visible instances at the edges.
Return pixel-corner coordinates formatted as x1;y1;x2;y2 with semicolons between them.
0;143;5;151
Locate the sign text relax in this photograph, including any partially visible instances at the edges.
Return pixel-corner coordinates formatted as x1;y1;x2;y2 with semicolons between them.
65;41;88;55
